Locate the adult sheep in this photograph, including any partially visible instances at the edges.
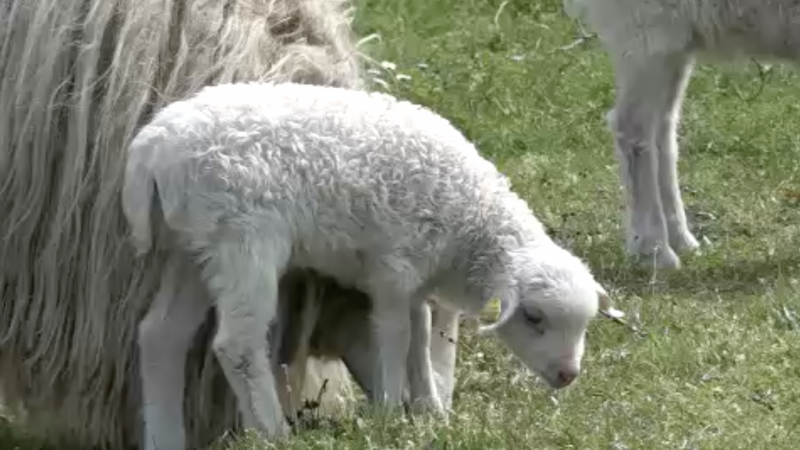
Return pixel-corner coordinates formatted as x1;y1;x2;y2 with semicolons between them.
563;0;796;269
0;0;411;448
122;81;612;446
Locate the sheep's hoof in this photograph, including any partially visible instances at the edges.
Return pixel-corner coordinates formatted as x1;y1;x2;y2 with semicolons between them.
654;248;681;270
670;230;700;253
626;238;681;270
641;247;681;270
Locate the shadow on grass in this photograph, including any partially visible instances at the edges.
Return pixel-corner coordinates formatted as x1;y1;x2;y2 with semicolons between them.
566;238;800;299
0;417;53;450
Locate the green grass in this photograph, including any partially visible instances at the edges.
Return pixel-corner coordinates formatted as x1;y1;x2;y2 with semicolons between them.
6;0;800;448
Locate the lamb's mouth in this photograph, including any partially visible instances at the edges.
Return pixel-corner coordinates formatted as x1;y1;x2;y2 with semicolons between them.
539;371;576;390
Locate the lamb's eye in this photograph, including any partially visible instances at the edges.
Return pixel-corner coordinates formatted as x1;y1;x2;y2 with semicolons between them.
523;311;544;327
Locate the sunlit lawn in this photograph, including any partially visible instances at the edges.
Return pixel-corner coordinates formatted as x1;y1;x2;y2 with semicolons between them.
5;0;800;448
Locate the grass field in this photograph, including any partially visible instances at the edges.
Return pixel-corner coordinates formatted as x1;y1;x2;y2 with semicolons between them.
5;0;800;448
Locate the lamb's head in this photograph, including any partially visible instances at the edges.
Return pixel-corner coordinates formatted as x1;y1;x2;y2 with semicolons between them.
480;242;610;389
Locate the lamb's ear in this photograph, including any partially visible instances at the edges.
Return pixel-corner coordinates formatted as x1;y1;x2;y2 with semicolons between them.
478;292;518;334
595;282;611;312
595;281;627;320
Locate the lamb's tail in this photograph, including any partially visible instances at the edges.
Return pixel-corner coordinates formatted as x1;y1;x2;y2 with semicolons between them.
121;151;157;257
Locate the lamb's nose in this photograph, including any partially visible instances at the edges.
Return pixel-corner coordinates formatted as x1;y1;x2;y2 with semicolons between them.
556;368;578;387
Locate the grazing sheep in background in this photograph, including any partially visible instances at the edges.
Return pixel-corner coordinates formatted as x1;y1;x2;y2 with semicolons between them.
122;81;612;445
0;0;375;448
563;0;800;269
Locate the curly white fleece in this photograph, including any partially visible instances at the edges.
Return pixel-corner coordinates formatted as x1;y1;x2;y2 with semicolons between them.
122;81;607;445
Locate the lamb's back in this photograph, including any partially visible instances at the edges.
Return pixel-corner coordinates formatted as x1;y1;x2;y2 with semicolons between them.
140;83;513;262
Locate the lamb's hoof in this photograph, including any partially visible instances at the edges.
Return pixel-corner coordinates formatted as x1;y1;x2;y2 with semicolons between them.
270;420;293;440
242;422;291;443
372;401;406;420
405;397;449;424
417;397;446;416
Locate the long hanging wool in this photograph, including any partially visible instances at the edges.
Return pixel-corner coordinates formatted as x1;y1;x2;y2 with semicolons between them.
0;0;363;448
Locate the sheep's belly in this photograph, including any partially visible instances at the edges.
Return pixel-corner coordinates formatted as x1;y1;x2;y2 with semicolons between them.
696;2;800;58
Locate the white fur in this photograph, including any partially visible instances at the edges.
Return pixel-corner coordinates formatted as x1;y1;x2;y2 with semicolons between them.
334;298;461;410
428;298;460;410
138;255;213;450
122;82;609;446
565;0;800;268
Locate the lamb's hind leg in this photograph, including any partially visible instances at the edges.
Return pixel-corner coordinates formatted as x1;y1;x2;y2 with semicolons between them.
200;239;290;440
655;53;700;253
608;52;684;269
139;254;212;450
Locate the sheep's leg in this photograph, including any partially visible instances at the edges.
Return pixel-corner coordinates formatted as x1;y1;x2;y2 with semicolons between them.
201;241;290;440
368;288;413;411
429;302;460;411
406;301;444;414
274;273;326;421
139;255;211;450
271;280;296;420
343;299;457;412
654;54;700;253
608;53;681;269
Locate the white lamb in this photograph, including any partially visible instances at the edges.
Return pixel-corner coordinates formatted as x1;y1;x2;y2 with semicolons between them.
564;0;799;269
121;82;611;447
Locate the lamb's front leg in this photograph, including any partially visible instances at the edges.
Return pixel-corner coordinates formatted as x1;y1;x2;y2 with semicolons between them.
139;255;212;450
608;52;680;269
201;241;290;441
406;301;444;415
368;289;413;411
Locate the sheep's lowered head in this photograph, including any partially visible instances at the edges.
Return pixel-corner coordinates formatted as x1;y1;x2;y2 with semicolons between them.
480;241;610;390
